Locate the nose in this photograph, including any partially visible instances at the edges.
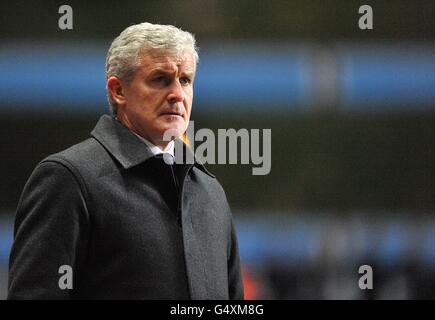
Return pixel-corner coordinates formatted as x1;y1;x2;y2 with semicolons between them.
167;79;185;104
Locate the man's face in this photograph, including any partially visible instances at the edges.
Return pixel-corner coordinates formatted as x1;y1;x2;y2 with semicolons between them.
113;48;196;148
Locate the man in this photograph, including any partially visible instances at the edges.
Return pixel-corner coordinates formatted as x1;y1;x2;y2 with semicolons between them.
8;22;244;300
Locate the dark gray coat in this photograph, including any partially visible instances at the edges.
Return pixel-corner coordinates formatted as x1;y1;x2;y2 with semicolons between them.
8;115;244;300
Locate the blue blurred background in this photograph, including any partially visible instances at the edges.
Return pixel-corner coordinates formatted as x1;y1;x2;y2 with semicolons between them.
0;0;434;299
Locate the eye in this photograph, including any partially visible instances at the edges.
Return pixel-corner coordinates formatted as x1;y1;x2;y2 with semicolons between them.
180;76;192;86
153;75;170;85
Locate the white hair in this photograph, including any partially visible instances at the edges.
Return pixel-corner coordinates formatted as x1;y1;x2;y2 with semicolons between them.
105;22;199;115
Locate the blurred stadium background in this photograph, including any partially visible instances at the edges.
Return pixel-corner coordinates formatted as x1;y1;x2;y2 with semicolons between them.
0;0;434;299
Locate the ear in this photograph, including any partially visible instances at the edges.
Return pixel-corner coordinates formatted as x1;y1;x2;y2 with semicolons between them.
107;76;127;106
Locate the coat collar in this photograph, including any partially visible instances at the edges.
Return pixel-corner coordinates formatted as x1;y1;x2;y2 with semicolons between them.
90;114;215;178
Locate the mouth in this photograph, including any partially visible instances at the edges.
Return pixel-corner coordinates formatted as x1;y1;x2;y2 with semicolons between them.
160;112;184;118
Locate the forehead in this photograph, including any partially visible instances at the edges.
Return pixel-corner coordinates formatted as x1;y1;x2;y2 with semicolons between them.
138;48;196;73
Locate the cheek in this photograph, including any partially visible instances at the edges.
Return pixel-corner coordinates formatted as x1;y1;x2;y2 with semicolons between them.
138;91;166;114
184;90;193;108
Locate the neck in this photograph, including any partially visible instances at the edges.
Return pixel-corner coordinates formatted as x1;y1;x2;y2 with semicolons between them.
116;112;172;151
154;139;173;152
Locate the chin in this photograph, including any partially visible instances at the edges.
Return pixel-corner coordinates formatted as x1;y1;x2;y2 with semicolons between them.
158;125;184;142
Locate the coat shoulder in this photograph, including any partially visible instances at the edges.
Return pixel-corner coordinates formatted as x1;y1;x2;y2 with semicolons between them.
191;166;231;211
41;137;114;178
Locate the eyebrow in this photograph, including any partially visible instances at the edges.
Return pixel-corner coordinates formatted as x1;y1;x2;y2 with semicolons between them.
181;70;195;77
149;68;195;77
149;68;174;75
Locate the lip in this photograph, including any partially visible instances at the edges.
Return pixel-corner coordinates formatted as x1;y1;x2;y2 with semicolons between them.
160;112;184;117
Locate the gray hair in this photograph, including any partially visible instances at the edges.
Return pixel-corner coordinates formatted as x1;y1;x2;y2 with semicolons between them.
105;22;199;115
